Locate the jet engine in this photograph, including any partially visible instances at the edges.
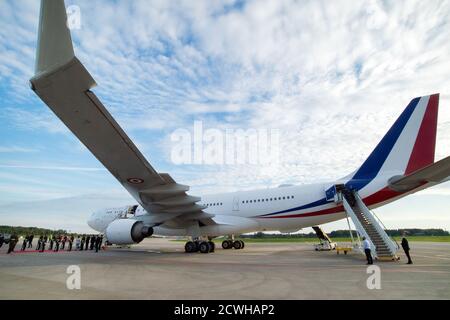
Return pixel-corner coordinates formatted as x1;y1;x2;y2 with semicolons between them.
105;219;153;245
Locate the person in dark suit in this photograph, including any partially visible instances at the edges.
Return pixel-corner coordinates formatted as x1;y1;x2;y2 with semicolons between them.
85;235;90;250
40;235;47;252
21;236;28;251
80;235;85;251
90;235;96;250
28;234;34;248
68;235;74;251
7;234;19;254
0;234;4;248
54;236;60;252
95;235;102;252
62;235;67;250
401;236;413;264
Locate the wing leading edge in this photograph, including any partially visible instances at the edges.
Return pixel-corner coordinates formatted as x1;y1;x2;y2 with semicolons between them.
30;0;212;225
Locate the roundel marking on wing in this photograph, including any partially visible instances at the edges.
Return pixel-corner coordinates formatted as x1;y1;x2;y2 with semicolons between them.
127;178;145;184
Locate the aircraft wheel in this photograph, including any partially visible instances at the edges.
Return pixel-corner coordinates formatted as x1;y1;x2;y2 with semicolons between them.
240;240;245;249
185;241;197;253
208;241;215;252
233;240;242;250
199;241;210;254
222;240;232;250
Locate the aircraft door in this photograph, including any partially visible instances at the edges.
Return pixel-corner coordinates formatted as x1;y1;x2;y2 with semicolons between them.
232;196;240;211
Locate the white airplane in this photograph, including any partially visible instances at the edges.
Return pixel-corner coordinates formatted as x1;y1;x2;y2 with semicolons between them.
31;0;450;255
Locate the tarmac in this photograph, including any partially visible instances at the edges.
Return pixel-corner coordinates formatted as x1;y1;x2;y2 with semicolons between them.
1;238;449;299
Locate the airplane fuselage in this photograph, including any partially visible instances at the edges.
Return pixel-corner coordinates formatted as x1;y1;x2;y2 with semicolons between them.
88;171;427;237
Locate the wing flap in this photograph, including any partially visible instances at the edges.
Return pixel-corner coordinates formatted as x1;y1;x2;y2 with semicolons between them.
388;156;450;192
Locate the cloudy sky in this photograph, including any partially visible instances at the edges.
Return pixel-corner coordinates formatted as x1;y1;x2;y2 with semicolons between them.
0;0;449;233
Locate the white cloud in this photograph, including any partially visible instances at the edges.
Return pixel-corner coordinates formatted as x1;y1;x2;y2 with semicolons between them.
0;146;38;153
0;164;106;171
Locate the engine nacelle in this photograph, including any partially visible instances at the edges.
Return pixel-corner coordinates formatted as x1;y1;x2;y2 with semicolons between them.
105;219;153;245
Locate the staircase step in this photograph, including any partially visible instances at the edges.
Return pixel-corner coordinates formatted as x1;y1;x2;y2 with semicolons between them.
376;250;393;254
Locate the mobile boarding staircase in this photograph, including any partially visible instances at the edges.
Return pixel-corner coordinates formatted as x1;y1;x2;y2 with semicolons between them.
326;185;400;261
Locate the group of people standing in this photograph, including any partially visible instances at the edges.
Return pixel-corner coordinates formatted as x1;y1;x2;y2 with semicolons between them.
362;235;413;265
35;234;77;252
1;233;104;254
76;234;104;252
0;234;19;254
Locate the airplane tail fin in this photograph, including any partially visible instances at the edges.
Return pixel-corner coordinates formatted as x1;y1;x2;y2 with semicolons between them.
350;94;440;186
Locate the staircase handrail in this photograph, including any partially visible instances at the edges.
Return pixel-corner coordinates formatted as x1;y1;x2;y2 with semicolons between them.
353;192;398;255
370;208;400;249
342;198;378;258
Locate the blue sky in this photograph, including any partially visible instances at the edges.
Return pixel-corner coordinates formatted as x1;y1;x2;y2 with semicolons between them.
0;0;449;233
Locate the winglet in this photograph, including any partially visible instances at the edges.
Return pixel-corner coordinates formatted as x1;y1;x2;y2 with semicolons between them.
35;0;75;76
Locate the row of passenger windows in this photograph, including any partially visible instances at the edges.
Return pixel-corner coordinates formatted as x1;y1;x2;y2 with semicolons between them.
242;195;294;204
203;195;295;207
205;202;223;207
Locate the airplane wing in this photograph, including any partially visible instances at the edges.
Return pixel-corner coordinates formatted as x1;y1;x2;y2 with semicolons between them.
30;0;213;225
388;156;450;192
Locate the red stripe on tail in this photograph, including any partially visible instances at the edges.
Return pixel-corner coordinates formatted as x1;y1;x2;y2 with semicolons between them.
405;94;439;175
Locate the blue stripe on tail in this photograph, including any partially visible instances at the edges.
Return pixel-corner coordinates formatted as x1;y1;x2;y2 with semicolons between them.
348;97;421;190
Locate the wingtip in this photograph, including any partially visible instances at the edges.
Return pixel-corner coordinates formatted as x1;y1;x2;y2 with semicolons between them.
35;0;75;76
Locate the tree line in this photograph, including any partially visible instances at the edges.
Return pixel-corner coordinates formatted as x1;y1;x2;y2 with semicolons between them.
0;226;75;236
243;228;449;239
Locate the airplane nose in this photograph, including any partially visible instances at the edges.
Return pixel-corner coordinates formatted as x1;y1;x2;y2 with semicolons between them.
87;212;96;229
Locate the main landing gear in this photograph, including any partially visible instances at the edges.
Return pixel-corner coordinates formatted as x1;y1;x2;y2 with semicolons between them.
222;239;245;250
185;240;215;254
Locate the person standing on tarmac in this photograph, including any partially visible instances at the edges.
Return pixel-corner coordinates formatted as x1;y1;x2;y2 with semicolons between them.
75;236;81;250
68;235;74;251
90;235;96;250
0;234;4;248
54;236;60;252
28;234;34;248
362;237;373;265
80;235;85;251
49;236;54;250
21;235;28;251
61;235;67;250
36;235;42;251
40;236;46;252
7;234;19;254
95;235;101;252
85;235;90;251
401;235;413;264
